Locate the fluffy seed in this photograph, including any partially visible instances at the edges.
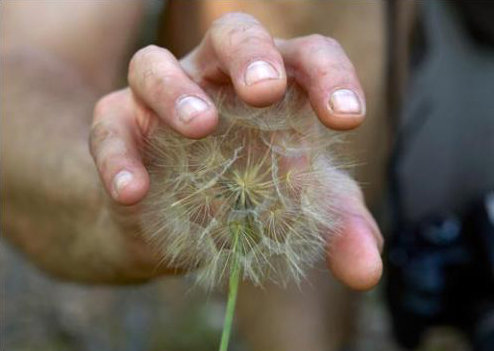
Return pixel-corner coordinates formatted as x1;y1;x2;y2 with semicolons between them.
141;84;354;288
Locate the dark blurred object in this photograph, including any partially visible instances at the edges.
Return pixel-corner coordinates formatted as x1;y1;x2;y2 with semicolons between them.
455;1;494;47
386;2;494;349
386;193;494;351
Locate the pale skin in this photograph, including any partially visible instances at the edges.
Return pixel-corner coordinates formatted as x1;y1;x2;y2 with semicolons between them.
2;2;382;290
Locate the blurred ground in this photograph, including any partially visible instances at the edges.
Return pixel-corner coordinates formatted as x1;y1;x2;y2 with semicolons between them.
0;242;235;351
1;241;470;351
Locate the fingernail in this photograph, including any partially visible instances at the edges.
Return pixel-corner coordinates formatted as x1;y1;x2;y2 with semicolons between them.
113;170;133;198
244;60;279;86
329;89;362;115
176;95;210;124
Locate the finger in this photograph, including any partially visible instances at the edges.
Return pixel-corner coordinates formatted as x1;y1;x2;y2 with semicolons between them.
190;12;287;107
128;45;218;139
326;194;384;291
90;89;149;205
277;35;366;130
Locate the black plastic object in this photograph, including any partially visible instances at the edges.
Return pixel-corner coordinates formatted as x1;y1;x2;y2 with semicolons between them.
386;193;494;351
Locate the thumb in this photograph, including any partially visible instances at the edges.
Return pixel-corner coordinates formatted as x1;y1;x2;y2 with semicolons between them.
326;192;384;291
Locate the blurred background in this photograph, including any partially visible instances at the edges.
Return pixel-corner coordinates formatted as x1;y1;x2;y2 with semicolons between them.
2;1;493;350
0;240;472;351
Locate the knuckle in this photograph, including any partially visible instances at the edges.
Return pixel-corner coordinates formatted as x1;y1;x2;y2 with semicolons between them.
320;35;341;49
128;46;181;103
129;45;174;82
93;98;109;119
132;45;163;65
229;24;270;48
89;121;116;159
90;130;128;177
305;33;327;44
100;144;130;177
143;70;178;105
293;35;353;77
140;67;161;95
301;34;340;53
212;13;270;51
213;12;259;28
93;92;119;118
97;152;117;177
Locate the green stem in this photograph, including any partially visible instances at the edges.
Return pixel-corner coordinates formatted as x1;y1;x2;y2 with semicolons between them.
219;228;241;351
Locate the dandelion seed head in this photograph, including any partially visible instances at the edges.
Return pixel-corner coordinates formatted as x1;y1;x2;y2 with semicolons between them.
141;84;354;288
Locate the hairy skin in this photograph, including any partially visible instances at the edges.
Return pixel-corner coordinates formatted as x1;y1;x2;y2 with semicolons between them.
1;52;168;283
0;1;167;283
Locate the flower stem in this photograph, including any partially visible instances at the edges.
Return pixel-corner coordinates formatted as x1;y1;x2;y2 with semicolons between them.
219;228;241;351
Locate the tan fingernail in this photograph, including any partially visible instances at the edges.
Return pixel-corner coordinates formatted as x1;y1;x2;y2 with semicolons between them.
176;95;210;124
329;89;362;115
244;60;279;86
113;170;133;198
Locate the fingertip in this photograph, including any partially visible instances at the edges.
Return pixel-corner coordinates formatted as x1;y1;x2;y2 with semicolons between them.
311;87;366;131
238;77;287;107
319;112;366;131
175;101;219;139
346;248;383;292
236;60;287;107
112;168;150;206
327;215;383;291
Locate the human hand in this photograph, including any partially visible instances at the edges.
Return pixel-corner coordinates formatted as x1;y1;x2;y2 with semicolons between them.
90;13;383;290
